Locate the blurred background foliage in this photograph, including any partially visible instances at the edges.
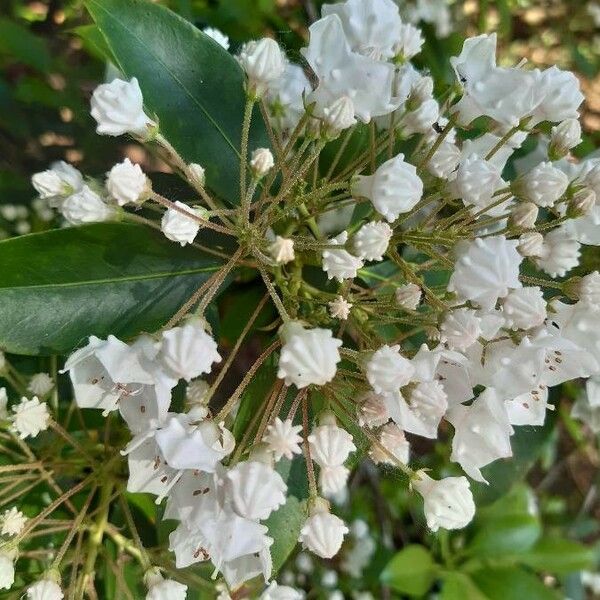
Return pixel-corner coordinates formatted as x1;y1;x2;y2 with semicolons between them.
1;1;600;598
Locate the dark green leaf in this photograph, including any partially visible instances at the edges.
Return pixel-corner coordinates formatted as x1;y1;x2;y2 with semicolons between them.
265;496;307;574
381;544;437;596
0;17;51;72
468;514;541;557
0;222;225;355
85;0;270;205
471;567;560;600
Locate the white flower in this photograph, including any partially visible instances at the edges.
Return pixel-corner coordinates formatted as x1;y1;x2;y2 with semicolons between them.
550;118;582;158
517;231;544;257
536;227;581;277
579;271;600;308
27;373;54;397
358;392;389;428
260;581;303;600
1;507;26;536
452;154;506;215
161;201;204;246
250;148;274;177
369;423;410;465
323;96;357;136
366;345;415;394
308;422;356;467
263;417;303;461
187;163;206;187
529;66;584;126
571;187;596;216
155;415;234;471
395;283;422;310
299;500;348;559
61;185;115;225
203;27;230;50
516;162;569;207
352;221;392;261
266;63;311;132
301;15;400;122
447;388;514;482
322;0;402;60
91;77;154;137
449;235;522;310
277;322;342;388
413;473;475;531
322;231;363;282
160;318;221;381
401;98;440;135
0;552;14;590
440;309;482;351
26;580;64;600
32;161;83;200
426;140;461;179
269;236;295;264
226;460;287;520
503;287;547;329
106;158;149;206
12;397;50;439
352;154;423;222
505;387;550;426
394;23;424;60
510;201;538;229
328;296;353;320
238;38;286;98
145;570;187;600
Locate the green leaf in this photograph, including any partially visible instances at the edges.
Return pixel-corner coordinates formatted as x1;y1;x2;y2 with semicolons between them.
468;514;541;557
519;538;595;575
381;544;437;596
265;496;307;574
85;0;270;205
471;567;560;600
0;17;51;72
0;222;225;355
441;572;489;600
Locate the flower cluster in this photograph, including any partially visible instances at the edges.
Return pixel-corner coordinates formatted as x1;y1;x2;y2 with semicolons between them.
18;0;600;596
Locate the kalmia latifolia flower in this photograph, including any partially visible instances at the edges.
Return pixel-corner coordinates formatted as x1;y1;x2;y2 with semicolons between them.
13;0;600;594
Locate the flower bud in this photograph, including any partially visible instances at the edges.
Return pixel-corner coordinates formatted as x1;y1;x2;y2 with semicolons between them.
352;221;392;261
299;498;348;559
569;187;596;217
514;161;569;207
187;163;206;187
549;118;581;159
144;568;188;600
322;96;357;138
509;201;538;229
250;148;274;177
517;231;544;257
61;186;115;225
413;472;475;531
395;283;422;310
328;296;352;320
26;579;64;600
578;271;600;308
202;26;230;50
160;201;206;246
238;38;286;98
106;158;150;206
269;235;295;264
393;23;424;61
90;77;154;137
0;550;15;590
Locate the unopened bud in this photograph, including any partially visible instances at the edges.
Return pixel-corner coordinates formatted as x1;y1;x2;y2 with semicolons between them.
578;271;600;307
549;118;582;160
188;163;206;187
509;201;538;229
269;235;295;264
237;38;286;98
395;283;422;310
517;231;544;257
250;148;274;178
569;187;596;217
322;96;356;139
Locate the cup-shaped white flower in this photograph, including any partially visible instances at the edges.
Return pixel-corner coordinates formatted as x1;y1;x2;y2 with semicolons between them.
91;77;154;137
352;154;423;223
366;344;415;394
413;472;475;531
299;499;348;559
225;458;287;520
238;38;286;98
106;158;149;206
61;185;115;225
159;318;221;381
352;221;392;261
160;201;205;246
277;322;342;388
26;579;64;600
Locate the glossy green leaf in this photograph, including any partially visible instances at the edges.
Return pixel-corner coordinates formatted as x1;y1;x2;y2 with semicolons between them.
441;573;488;600
468;514;541;557
265;496;307;574
85;0;269;205
0;17;51;72
381;544;437;596
0;222;225;355
519;538;595;575
471;567;560;600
